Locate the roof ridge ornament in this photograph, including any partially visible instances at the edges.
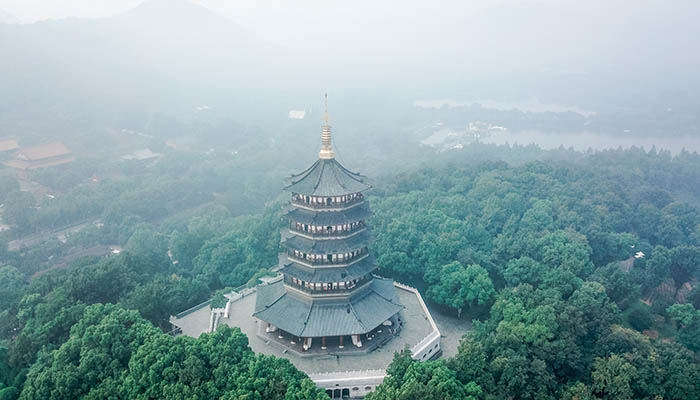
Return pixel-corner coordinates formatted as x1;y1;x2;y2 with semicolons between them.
319;93;335;160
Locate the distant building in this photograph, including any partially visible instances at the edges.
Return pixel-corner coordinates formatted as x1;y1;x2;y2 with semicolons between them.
120;148;162;162
4;142;74;170
288;110;306;119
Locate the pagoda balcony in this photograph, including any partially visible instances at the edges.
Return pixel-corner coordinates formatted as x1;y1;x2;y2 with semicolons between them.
287;249;369;267
289;222;366;240
283;274;371;295
291;193;365;211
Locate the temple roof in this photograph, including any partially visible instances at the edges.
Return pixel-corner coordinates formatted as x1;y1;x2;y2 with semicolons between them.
286;203;370;225
253;278;403;337
282;230;370;254
281;256;378;283
284;158;371;197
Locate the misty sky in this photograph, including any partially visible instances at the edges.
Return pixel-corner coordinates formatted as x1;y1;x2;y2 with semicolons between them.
2;0;699;113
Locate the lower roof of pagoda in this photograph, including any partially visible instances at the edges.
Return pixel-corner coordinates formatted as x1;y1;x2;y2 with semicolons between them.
282;230;370;254
253;277;403;338
281;255;378;283
286;202;370;225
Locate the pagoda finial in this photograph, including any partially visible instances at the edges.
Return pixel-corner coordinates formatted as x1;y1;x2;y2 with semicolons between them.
323;93;330;124
319;93;334;159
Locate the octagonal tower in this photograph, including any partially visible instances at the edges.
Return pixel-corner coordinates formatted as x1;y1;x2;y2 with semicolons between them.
253;96;403;351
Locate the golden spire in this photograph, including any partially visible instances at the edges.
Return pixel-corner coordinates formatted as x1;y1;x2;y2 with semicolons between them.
319;93;334;159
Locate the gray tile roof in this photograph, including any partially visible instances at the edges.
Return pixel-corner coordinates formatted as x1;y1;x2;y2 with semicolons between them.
281;256;378;283
253;278;403;337
284;159;371;197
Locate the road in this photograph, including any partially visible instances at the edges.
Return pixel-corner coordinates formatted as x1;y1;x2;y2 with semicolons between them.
8;221;92;251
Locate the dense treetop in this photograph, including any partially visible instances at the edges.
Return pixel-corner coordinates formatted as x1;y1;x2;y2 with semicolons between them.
1;143;700;399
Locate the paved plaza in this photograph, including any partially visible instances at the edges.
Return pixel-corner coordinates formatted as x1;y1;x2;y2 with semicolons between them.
172;285;470;374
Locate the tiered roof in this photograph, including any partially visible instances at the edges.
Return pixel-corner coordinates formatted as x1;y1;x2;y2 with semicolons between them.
284;158;371;197
253;96;403;340
254;278;403;337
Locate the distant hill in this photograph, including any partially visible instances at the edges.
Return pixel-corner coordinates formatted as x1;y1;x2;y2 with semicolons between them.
0;0;698;136
0;0;283;131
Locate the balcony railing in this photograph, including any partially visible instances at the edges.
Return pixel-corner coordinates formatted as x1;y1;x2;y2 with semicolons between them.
289;223;366;239
284;275;370;295
287;249;368;267
291;194;365;210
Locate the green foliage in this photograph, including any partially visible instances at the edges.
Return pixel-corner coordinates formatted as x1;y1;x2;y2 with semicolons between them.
19;307;326;400
211;292;228;309
591;355;637;400
426;262;495;316
367;350;481;400
4;145;700;399
192;210;280;289
626;302;653;331
0;175;20;204
668;304;700;352
503;256;546;287
2;192;36;231
19;304;159;400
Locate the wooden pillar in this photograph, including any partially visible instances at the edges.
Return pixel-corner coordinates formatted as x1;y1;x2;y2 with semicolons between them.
321;336;327;349
339;335;344;349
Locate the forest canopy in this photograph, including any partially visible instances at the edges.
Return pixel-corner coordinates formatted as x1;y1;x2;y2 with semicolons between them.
1;144;700;399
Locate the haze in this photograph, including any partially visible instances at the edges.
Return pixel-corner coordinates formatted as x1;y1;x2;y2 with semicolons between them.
3;2;700;400
2;0;699;119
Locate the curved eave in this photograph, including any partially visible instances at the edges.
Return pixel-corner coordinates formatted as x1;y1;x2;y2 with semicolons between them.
253;278;404;337
284;158;372;197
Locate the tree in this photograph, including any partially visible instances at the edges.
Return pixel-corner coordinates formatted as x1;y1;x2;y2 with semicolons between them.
125;225;170;272
668;304;700;352
626;303;653;331
2;191;36;231
0;266;25;311
19;304;159;400
591;355;637;400
0;175;20;204
367;350;480;400
503;257;546;287
168;229;205;271
426;262;495;318
447;334;493;391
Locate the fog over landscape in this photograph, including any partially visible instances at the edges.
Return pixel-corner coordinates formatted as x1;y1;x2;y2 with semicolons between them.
1;2;700;400
1;0;699;150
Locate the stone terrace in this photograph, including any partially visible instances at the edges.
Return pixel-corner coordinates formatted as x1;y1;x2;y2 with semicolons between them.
172;285;435;374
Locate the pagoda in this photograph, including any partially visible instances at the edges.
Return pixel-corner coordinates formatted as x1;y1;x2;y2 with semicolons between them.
254;95;404;352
